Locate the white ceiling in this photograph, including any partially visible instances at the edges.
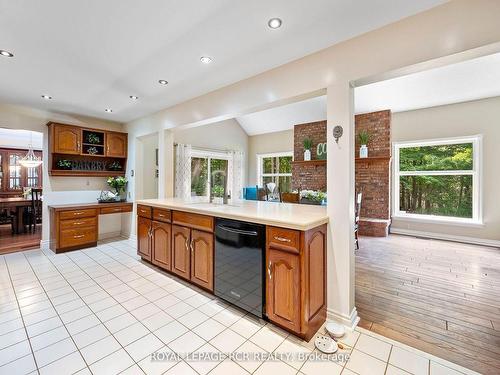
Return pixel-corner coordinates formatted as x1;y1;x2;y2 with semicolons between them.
237;96;326;136
0;128;43;149
0;0;445;123
355;52;500;114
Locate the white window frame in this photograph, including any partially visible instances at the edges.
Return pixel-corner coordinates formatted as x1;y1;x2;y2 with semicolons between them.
393;135;483;226
256;151;293;189
190;148;232;202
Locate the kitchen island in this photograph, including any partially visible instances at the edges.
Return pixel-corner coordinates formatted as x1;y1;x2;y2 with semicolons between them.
135;198;328;340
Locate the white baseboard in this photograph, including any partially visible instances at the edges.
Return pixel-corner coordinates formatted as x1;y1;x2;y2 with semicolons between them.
98;231;123;240
327;307;360;331
390;228;500;248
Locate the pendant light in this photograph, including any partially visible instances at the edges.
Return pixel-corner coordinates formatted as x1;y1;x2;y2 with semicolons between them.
19;132;42;168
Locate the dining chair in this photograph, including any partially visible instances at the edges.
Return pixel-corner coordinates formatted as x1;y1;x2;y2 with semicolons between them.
354;192;362;250
24;188;42;232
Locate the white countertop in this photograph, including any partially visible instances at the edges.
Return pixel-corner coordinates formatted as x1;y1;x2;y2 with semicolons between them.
136;198;328;231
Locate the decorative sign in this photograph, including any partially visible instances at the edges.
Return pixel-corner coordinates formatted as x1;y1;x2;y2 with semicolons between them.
316;142;327;160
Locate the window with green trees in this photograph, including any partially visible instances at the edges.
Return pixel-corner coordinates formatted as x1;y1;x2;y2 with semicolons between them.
394;136;481;222
257;152;293;193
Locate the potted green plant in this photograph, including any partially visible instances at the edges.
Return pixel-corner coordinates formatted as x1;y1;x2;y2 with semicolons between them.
303;138;313;161
87;133;101;144
358;130;370;158
107;176;128;199
300;190;327;205
57;159;72;170
107;161;122;171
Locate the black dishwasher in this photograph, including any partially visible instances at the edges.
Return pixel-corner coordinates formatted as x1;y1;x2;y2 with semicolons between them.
215;218;265;318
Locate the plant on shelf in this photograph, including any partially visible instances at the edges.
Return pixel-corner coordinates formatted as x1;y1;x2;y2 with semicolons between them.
303;138;313;161
300;190;327;205
107;176;127;197
87;146;99;155
107;161;122;171
358;130;370;158
87;133;101;144
56;159;72;170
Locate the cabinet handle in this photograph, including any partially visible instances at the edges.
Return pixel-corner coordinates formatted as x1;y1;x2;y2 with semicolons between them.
274;236;291;243
148;228;153;238
73;234;85;239
74;212;83;216
185;239;189;252
158;214;165;217
267;261;272;280
190;239;194;253
74;221;84;225
77;141;81;151
107;145;109;154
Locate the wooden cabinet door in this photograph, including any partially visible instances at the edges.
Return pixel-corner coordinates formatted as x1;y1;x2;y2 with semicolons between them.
266;248;301;332
53;124;81;154
152;221;171;271
106;132;127;158
190;230;213;291
137;216;152;261
171;225;191;280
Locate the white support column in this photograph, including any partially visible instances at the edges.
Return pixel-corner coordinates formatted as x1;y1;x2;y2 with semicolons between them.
326;82;358;329
158;129;175;198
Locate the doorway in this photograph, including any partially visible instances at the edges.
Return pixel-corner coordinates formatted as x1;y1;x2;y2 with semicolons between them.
135;132;159;200
0;128;43;254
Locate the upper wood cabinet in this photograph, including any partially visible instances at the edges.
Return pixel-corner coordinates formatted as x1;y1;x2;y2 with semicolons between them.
52;123;81;155
47;122;128;177
106;132;127;158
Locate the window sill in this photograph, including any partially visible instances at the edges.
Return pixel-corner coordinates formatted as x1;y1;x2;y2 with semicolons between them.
392;214;484;227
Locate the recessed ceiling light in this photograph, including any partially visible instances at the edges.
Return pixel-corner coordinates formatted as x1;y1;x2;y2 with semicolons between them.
105;108;113;113
200;56;212;64
129;95;139;100
158;79;168;85
0;50;14;57
41;95;52;100
268;18;282;29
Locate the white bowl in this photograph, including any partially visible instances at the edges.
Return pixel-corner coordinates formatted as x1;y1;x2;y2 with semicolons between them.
325;322;346;338
314;334;338;354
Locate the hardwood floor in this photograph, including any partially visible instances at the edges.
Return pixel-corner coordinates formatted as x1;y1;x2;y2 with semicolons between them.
356;234;500;375
0;223;41;254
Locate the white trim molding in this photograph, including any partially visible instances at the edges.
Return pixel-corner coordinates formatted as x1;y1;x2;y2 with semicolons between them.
390;227;500;248
327;306;360;331
40;239;50;250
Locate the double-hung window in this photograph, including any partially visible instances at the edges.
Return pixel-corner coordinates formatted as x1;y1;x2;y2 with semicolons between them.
393;136;482;225
190;149;230;200
256;152;293;193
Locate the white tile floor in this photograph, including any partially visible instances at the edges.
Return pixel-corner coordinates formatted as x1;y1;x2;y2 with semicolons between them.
0;238;480;375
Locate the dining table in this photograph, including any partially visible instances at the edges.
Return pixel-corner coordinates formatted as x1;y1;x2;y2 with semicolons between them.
0;197;32;234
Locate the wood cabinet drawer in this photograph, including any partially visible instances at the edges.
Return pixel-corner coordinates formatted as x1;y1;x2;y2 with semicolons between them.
60;217;97;230
60;227;97;248
59;209;97;220
137;205;152;218
267;226;300;253
101;205;132;215
153;208;171;223
172;211;214;232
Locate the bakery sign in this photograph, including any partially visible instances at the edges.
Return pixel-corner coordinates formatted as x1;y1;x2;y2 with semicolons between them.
316;142;327;160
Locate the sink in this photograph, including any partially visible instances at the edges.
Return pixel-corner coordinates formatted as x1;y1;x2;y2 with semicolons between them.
187;202;240;208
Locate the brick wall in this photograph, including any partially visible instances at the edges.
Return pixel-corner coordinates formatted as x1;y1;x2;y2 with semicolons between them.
355;110;392;237
292;121;327;191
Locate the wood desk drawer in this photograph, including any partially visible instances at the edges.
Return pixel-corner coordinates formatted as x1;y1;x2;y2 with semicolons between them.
101;205;132;215
59;209;97;220
60;227;97;248
153;208;171;223
267;226;300;253
60;217;97;230
137;205;152;218
172;211;214;232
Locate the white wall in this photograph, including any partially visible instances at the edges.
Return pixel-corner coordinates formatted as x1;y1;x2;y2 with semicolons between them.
0;102;125;243
123;0;500;327
139;133;159;200
0;128;43;150
247;129;294;186
391;96;500;242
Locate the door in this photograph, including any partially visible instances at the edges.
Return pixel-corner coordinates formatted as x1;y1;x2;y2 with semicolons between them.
53;124;81;154
106;132;127;158
172;225;191;280
152;221;171;270
137;216;152;261
190;229;214;291
266;248;301;332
